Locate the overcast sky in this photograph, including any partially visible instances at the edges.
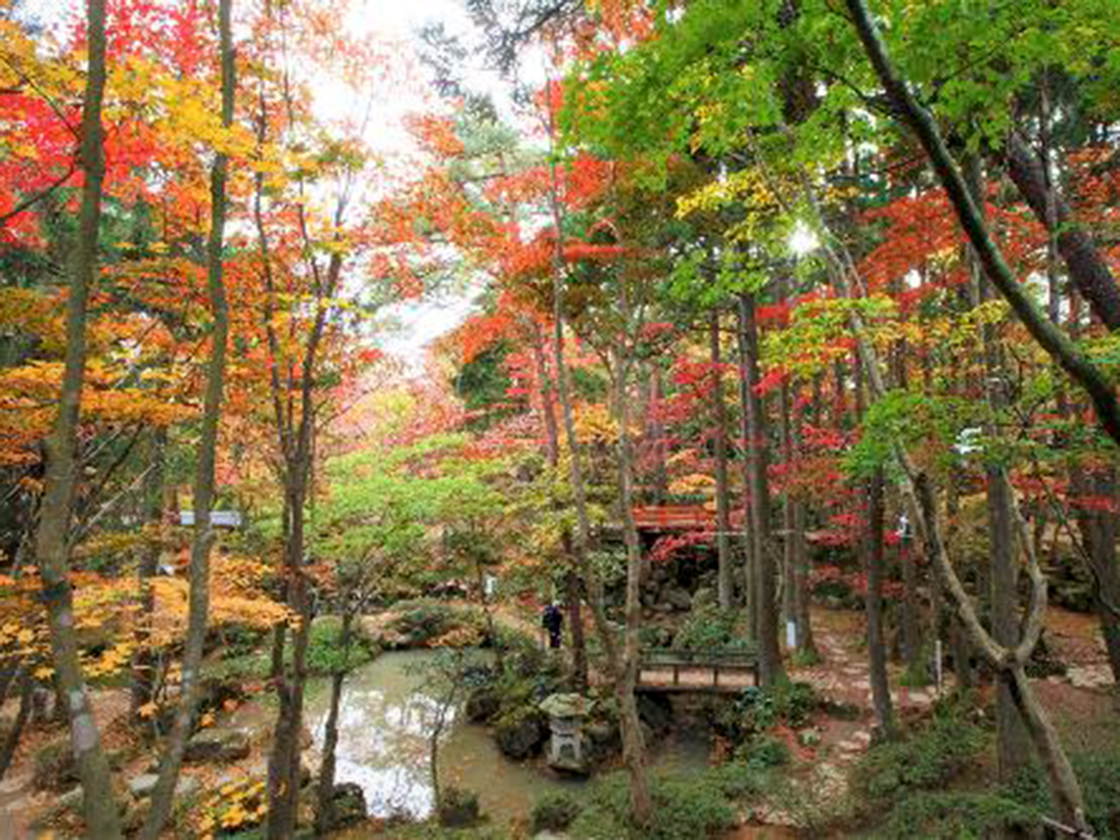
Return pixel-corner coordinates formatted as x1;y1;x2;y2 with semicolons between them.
22;0;512;374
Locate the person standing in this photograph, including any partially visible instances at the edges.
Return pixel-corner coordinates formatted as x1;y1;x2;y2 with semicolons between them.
541;602;564;650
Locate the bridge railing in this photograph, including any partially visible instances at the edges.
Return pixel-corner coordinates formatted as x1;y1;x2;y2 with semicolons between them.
638;646;759;691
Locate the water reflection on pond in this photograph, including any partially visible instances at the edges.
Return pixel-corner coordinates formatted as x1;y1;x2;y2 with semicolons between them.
305;649;709;829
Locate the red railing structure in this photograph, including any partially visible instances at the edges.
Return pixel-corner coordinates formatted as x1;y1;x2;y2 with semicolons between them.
630;505;716;532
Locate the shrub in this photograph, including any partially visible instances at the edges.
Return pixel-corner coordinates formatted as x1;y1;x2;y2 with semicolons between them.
735;735;789;770
438;786;481;828
854;706;986;805
715;680;817;740
1074;750;1120;839
569;768;745;840
203;650;270;686
302;618;377;676
1005;748;1120;839
531;792;583;833
705;761;768;799
388;599;486;646
876;791;1041;839
674;606;750;651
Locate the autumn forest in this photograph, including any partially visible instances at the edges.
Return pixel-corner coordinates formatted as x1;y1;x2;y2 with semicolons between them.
1;0;1120;838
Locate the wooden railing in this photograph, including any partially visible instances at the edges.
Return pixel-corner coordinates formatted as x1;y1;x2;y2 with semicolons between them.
637;647;759;692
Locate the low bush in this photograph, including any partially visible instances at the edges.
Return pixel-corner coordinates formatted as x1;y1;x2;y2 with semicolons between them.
854;703;986;805
674;606;750;651
530;792;583;833
568;764;763;840
1074;750;1120;839
388;599;486;647
714;680;817;741
735;734;789;770
437;786;480;828
1004;747;1120;839
201;651;270;687
875;791;1041;839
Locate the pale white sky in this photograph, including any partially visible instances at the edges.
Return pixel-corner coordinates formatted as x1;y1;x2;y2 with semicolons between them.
23;0;515;374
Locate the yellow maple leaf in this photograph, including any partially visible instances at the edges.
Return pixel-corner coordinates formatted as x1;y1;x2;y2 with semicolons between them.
137;701;159;719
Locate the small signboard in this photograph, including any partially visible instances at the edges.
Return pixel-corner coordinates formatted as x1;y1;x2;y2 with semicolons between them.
179;510;243;528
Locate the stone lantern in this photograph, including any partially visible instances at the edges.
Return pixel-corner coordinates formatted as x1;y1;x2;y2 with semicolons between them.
538;693;591;774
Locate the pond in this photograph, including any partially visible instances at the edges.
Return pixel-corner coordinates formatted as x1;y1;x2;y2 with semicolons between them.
304;649;710;830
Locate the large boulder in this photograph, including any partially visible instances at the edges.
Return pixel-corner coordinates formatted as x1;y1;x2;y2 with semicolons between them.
465;687;501;723
495;708;547;759
184;729;251;764
126;772;200;800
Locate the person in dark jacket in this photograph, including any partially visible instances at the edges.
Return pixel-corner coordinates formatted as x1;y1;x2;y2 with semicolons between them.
541;602;564;650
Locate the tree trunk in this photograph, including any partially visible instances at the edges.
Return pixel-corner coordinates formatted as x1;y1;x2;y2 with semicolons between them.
736;303;757;638
963;152;1032;782
1077;469;1120;683
866;469;895;738
648;366;668;503
0;667;32;779
267;476;313;840
140;4;233;834
564;562;588;692
780;379;796;632
614;353;653;825
544;120;649;821
739;293;783;685
710;313;734;611
1004;130;1120;331
530;319;587;690
780;367;816;658
475;554;504;674
33;0;121;833
132;429;165;717
314;610;353;835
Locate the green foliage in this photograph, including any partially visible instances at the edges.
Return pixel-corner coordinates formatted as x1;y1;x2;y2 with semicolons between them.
203;650;270;685
715;681;817;741
1073;751;1120;839
1004;747;1120;839
301;617;377;677
437;786;481;828
453;341;514;429
734;734;789;770
673;605;751;651
388;599;486;646
854;702;986;806
569;767;749;840
844;390;972;480
875;791;1041;840
530;792;583;833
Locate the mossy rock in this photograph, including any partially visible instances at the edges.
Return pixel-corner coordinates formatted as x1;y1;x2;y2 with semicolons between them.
494;706;547;759
465;687;501;723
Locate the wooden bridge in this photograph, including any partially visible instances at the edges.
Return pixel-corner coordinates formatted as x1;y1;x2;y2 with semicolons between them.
637;647;759;693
